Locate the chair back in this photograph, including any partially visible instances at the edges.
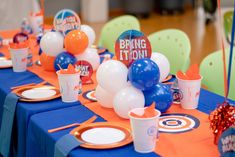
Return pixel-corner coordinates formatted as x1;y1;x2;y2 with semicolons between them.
224;11;233;44
148;29;191;74
200;48;235;100
98;15;140;53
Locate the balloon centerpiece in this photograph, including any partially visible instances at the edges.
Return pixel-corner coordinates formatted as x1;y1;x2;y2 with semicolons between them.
95;29;173;119
39;9;100;81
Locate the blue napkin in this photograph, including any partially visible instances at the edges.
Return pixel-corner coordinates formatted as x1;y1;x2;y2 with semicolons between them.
0;93;19;157
54;134;83;157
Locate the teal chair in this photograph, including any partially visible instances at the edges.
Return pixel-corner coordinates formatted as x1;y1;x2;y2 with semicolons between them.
224;11;233;44
148;29;191;74
98;15;141;54
200;48;235;100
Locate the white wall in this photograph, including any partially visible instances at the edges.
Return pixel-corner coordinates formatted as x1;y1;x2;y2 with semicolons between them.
45;0;80;16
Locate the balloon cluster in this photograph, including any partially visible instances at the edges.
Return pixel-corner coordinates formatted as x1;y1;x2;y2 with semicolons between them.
39;24;100;72
95;57;173;119
209;101;235;145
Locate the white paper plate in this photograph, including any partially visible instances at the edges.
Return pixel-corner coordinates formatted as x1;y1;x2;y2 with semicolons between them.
21;88;56;99
0;57;7;61
81;127;126;145
0;60;12;67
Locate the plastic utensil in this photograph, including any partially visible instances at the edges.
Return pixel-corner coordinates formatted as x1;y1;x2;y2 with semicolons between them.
48;115;97;133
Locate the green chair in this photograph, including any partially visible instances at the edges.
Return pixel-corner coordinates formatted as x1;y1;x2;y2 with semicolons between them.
148;29;191;74
98;15;141;53
200;48;235;100
224;11;233;44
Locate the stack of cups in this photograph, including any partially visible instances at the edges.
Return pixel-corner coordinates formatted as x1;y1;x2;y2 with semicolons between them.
177;76;202;109
128;108;161;153
9;46;29;72
29;12;43;35
57;70;81;103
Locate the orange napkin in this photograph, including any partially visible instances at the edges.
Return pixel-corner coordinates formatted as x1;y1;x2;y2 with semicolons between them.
130;103;157;118
176;64;201;80
9;41;29;49
59;64;80;74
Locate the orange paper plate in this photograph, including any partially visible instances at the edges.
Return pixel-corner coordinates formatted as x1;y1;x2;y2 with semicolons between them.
70;122;132;149
13;85;61;102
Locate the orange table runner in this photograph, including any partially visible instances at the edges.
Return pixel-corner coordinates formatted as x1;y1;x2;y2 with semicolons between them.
84;102;219;157
0;30;219;157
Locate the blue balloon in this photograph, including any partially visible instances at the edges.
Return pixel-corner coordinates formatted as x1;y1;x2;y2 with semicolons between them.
54;52;76;71
144;83;173;113
128;58;160;91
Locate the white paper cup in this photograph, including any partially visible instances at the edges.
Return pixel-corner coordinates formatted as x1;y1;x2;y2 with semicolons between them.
57;71;81;103
9;47;29;72
29;14;43;35
177;77;202;109
128;108;161;153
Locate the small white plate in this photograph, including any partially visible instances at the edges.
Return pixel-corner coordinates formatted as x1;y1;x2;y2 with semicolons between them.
0;60;12;67
0;57;7;61
21;88;56;99
81;127;126;145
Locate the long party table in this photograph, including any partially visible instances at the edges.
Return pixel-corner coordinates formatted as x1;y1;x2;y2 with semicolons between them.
25;88;235;157
0;30;234;157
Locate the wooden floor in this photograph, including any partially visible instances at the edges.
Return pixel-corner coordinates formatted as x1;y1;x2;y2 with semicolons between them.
46;7;229;65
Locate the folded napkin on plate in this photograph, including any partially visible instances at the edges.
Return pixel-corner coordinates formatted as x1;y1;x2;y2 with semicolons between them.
0;93;19;157
130;103;157;118
54;134;82;157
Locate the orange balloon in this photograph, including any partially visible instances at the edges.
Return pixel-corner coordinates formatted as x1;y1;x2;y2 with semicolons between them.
39;53;56;71
64;30;88;55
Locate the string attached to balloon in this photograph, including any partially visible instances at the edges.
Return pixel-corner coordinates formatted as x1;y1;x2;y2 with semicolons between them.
217;0;228;99
227;1;235;96
128;29;133;67
40;0;45;34
209;0;235;145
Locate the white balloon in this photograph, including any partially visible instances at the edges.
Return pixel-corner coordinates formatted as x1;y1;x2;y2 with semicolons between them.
151;52;170;82
81;25;96;46
96;60;128;93
40;32;64;57
95;85;114;108
113;86;145;119
76;48;100;70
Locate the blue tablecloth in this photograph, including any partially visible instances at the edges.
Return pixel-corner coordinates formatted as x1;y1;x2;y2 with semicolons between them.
27;105;159;157
0;68;81;157
26;87;235;157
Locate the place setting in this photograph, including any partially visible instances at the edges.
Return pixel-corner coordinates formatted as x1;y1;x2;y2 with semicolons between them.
11;81;61;102
50;115;132;152
52;114;133;157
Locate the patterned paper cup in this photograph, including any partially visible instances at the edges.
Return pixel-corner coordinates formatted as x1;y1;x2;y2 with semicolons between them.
9;47;29;72
128;108;161;153
57;71;81;103
177;76;203;109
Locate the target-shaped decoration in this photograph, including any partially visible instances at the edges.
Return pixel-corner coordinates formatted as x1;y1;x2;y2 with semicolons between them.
82;90;97;102
158;113;200;133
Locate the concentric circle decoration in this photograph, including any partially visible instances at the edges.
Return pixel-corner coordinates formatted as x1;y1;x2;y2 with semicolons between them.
159;113;200;133
82;90;97;102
